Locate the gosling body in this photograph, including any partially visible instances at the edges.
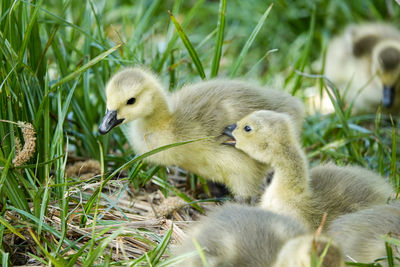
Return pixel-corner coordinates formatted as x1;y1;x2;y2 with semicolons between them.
224;110;393;229
176;203;307;267
273;234;345;267
324;23;400;115
303;164;394;228
328;202;400;266
100;68;305;197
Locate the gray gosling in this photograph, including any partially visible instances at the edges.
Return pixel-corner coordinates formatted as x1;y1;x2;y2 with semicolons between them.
223;110;394;229
273;234;345;267
176;203;307;267
99;67;305;198
328;201;400;266
324;23;400;115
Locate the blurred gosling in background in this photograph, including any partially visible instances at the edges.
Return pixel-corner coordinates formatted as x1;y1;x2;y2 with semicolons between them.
312;23;400;115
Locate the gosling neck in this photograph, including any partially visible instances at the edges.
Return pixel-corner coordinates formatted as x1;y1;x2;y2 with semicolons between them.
141;89;173;130
269;141;309;196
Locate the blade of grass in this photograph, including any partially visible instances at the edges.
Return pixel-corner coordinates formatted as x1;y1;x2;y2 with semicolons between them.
385;241;394;267
26;253;48;266
21;0;107;49
54;144;68;254
81;229;124;267
3;172;30;213
35;24;58;75
87;141;105;259
0;216;26;240
50;80;78;158
157;251;199;267
16;0;44;66
40;72;51;219
140;165;159;187
0;148;13;194
244;48;278;76
66;241;91;267
0;251;9;267
145;253;153;267
169;10;206;80
50;43;122;90
374;109;385;176
127;0;162;49
7;206;78;249
344;262;382;266
210;0;226;77
291;6;316;95
149;226;172;264
0;63;17;91
28;228;65;267
198;28;218;49
316;239;332;267
88;0;105;44
323;78;364;163
155;0;205;72
390;117;398;192
230;3;273;77
37;177;51;235
192;238;210;267
5;155;64;169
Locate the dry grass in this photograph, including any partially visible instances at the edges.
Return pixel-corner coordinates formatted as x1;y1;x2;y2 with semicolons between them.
3;165;217;266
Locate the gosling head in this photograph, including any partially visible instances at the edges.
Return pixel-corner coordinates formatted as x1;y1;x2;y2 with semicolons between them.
223;110;296;164
99;68;164;134
371;40;400;108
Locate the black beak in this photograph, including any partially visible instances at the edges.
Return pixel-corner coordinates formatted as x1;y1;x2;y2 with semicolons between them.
99;110;124;135
222;123;237;146
383;85;395;108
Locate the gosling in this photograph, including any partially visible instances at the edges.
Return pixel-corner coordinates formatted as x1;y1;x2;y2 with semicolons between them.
223;110;393;229
175;203;307;267
324;23;400;115
99;67;305;198
328;201;400;266
273;234;345;267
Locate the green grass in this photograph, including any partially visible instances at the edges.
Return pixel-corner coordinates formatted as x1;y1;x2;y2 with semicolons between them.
0;0;399;265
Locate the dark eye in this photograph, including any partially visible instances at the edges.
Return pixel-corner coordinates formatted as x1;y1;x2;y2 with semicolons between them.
126;97;136;105
244;125;252;132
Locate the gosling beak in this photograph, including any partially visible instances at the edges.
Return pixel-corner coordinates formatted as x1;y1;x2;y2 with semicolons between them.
99;109;124;135
383;85;395;108
222;123;237;146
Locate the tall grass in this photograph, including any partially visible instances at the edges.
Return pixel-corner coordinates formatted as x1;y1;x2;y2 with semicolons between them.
0;0;399;265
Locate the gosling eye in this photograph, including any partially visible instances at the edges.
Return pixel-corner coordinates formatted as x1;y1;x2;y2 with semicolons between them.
244;125;252;132
126;97;136;105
